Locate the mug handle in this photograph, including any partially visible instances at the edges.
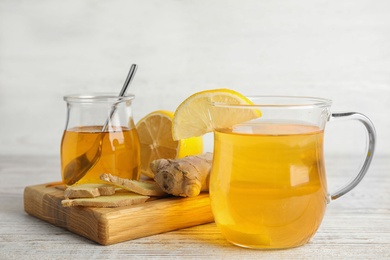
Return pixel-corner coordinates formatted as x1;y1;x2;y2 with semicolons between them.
328;112;376;200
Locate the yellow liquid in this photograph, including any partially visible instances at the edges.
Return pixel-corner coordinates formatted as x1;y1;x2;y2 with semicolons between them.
61;126;140;185
210;123;328;249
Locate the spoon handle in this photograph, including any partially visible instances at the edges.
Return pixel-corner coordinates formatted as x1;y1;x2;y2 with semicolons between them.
102;64;138;132
120;64;138;96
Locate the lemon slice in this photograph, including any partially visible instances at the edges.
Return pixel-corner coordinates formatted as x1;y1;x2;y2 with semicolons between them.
172;89;261;140
136;110;203;178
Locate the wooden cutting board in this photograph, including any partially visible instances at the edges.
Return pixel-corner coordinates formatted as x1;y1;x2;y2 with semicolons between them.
24;183;214;245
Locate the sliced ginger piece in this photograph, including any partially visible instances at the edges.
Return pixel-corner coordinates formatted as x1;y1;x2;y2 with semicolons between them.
61;193;150;208
64;183;116;199
100;173;166;197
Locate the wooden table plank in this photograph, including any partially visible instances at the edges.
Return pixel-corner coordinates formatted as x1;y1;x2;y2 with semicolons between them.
1;155;389;259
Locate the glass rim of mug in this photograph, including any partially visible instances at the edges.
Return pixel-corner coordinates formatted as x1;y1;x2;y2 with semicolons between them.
64;92;135;103
211;95;332;109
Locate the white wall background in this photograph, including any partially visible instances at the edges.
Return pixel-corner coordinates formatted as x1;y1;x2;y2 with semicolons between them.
0;0;389;157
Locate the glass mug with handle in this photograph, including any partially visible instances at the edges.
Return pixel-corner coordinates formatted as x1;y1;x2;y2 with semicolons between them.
209;96;376;249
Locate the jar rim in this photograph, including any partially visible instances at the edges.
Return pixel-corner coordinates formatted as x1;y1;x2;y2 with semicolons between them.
64;93;135;103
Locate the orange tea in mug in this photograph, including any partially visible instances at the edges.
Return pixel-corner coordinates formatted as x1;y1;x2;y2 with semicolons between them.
61;94;141;185
209;96;376;249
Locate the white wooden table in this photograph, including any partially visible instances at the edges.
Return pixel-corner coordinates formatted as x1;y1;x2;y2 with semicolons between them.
1;154;389;259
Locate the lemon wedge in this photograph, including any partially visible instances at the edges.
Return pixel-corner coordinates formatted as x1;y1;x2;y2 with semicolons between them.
172;89;261;140
136;110;203;178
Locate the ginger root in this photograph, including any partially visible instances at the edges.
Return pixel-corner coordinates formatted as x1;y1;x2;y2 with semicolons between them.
150;153;213;197
100;173;166;197
62;193;149;208
64;183;116;199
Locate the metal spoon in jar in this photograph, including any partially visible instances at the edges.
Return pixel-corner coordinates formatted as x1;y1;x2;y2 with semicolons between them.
63;64;138;185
